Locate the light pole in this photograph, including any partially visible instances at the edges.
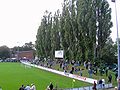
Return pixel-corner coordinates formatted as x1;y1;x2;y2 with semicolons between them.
17;42;20;60
111;0;120;88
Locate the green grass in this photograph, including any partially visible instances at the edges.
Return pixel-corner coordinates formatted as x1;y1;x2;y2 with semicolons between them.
0;63;91;90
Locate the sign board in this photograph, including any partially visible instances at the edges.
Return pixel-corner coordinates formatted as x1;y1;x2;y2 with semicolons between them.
55;50;64;58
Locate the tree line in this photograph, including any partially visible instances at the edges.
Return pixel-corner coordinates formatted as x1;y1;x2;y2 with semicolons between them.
35;0;116;64
0;42;34;59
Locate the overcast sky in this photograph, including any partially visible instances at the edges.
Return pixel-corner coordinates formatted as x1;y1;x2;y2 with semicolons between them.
0;0;119;48
108;0;120;42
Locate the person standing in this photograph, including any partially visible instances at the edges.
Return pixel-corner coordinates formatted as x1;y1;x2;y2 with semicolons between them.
105;67;108;76
49;82;53;90
108;74;112;83
80;69;82;76
98;79;103;88
92;81;97;90
102;79;105;88
19;85;25;90
88;68;92;78
30;84;36;90
115;72;118;80
25;85;30;90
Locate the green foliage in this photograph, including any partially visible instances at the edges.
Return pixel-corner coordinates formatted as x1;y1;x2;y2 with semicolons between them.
36;11;53;58
12;42;34;52
35;0;115;64
22;42;34;51
94;0;113;62
101;37;117;64
0;45;10;59
12;42;35;58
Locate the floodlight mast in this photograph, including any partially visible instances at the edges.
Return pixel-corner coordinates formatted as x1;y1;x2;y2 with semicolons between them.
111;0;120;88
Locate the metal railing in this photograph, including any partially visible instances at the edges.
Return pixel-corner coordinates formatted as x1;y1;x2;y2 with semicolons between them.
64;83;113;90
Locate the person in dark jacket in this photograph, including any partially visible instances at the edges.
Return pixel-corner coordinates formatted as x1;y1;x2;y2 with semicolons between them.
99;79;103;88
108;74;112;83
49;82;53;90
115;72;118;80
92;81;97;90
19;85;25;90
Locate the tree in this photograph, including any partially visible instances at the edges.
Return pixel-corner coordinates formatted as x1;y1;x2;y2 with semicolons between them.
101;37;117;64
95;0;113;62
77;0;97;62
22;42;34;51
35;0;113;64
51;10;61;59
0;45;10;59
12;42;35;59
12;42;34;52
36;11;52;59
60;0;69;60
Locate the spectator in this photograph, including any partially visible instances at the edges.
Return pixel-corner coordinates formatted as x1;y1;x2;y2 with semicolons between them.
102;79;105;88
72;66;74;71
98;79;103;88
19;85;25;90
70;70;73;74
46;85;50;90
115;72;118;80
84;61;86;68
60;63;62;68
99;68;103;76
92;81;97;90
80;69;82;76
64;69;67;74
108;74;112;83
25;85;30;90
30;83;36;90
88;69;92;78
49;82;53;90
93;67;97;75
118;78;120;90
114;87;117;90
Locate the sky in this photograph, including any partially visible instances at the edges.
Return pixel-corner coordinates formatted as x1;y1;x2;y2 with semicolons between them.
0;0;63;48
0;0;119;48
108;0;120;42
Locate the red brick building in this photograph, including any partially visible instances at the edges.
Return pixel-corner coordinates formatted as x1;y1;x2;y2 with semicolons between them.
18;50;34;60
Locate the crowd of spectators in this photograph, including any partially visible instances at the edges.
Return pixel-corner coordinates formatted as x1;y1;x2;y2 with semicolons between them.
30;58;117;83
19;83;36;90
0;58;18;62
24;58;117;90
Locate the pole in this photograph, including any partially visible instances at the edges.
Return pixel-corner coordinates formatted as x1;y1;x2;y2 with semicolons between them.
113;0;120;88
17;46;19;60
17;42;19;60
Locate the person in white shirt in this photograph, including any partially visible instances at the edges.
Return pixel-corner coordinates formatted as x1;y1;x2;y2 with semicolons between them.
102;79;105;88
30;84;36;90
25;85;31;90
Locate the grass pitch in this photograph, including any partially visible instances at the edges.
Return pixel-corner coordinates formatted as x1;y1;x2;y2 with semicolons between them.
0;63;91;90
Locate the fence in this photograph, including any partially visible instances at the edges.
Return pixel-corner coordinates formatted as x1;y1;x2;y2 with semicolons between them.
64;83;113;90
